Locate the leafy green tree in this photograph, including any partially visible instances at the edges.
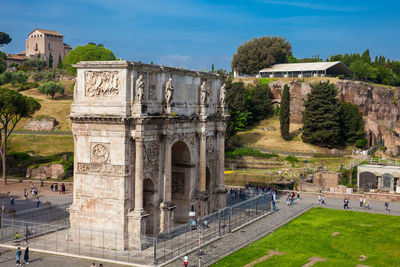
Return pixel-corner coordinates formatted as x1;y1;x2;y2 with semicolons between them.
247;81;272;125
0;51;6;74
340;102;364;144
22;58;47;71
0;32;12;47
48;52;53;68
302;81;342;148
280;84;290;140
63;43;116;75
38;81;65;99
11;71;29;86
232;36;292;75
0;88;40;184
350;60;376;81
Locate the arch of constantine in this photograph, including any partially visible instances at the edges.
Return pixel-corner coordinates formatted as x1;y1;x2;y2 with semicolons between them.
68;61;227;249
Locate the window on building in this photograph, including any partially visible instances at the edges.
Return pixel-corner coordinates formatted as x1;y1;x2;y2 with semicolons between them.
35;43;38;50
48;43;51;50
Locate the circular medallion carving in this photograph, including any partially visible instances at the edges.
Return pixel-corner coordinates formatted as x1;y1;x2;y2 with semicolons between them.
92;144;109;163
147;142;159;161
206;136;214;153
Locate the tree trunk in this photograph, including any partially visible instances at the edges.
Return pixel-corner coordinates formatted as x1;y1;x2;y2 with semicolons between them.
2;128;7;185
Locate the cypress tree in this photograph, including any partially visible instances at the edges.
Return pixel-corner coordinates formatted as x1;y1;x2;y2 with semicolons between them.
57;54;62;69
280;84;290;140
302;81;342;148
48;52;53;68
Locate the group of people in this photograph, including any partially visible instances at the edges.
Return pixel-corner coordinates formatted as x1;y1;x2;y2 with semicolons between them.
50;183;66;194
286;191;300;206
229;184;276;200
318;194;326;206
15;247;29;265
343;198;350;210
89;263;104;267
359;196;370;209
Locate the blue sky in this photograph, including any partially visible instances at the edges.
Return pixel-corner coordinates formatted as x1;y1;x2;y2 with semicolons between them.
1;0;399;70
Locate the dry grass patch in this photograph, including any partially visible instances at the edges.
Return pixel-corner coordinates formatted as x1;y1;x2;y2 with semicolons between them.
18;88;72;132
238;118;327;153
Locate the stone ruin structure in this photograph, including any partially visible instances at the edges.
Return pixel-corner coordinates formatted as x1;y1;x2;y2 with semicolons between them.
68;61;227;250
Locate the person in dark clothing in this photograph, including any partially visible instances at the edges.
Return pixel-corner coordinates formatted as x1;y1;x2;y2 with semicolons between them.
24;247;30;264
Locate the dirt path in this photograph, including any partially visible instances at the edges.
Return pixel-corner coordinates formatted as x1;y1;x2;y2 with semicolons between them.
242;250;286;267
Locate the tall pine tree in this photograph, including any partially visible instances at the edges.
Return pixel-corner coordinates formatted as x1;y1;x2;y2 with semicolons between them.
280;84;290;140
302;81;342;148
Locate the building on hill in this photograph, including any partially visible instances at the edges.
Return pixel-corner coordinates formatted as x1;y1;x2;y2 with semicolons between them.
6;28;72;66
259;61;352;78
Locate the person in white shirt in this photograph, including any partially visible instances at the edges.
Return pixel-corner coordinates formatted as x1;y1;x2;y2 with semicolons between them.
183;255;189;267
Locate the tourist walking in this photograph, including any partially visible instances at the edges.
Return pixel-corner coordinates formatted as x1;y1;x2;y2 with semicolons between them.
385;201;390;212
55;183;58;192
10;196;14;206
360;196;363;207
36;197;40;208
183;254;189;267
90;263;96;267
343;198;348;210
24;189;28;200
321;195;326;206
16;247;22;265
297;191;300;199
24;247;29;264
50;184;54;192
272;192;277;210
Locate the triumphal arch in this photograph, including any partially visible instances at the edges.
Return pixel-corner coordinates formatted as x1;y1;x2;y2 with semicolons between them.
68;61;227;249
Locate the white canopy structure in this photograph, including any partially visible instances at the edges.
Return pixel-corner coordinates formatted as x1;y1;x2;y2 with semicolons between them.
259;61;352;78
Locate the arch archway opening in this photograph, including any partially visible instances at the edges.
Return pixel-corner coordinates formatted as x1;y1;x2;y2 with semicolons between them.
143;178;155;235
171;141;192;225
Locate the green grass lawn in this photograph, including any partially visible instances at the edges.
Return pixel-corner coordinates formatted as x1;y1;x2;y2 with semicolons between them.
213;208;400;267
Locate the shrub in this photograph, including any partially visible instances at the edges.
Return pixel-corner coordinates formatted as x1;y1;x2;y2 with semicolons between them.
0;71;12;85
70;81;76;91
355;138;367;149
11;71;29;86
226;147;279;158
259;78;276;86
286;155;299;163
17;82;39;91
32;71;45;82
10;152;30;160
38;81;64;99
337;74;345;79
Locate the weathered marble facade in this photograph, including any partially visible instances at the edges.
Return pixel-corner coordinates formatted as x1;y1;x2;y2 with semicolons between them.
68;61;227;250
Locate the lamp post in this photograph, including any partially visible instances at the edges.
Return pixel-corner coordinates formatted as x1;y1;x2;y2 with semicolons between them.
189;193;209;267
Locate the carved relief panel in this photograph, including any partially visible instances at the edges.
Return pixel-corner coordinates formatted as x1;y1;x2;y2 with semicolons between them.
85;71;120;97
90;143;110;164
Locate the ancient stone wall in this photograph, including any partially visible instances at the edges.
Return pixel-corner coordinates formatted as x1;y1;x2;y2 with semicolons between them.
269;79;400;156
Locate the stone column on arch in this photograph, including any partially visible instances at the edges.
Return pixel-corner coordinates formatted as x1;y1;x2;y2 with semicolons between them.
160;133;176;232
217;131;226;189
127;136;148;250
134;137;144;212
199;131;207;192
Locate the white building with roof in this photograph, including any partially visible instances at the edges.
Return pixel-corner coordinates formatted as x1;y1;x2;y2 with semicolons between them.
259;61;352;78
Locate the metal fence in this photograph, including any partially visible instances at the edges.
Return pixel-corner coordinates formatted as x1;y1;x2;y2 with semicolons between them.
0;193;271;266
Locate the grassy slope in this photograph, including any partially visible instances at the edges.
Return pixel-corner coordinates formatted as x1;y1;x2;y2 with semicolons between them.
213;208;400;267
238;117;330;153
8;135;73;156
18;80;74;132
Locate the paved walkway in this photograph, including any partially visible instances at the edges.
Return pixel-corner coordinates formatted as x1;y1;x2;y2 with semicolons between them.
165;195;400;267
